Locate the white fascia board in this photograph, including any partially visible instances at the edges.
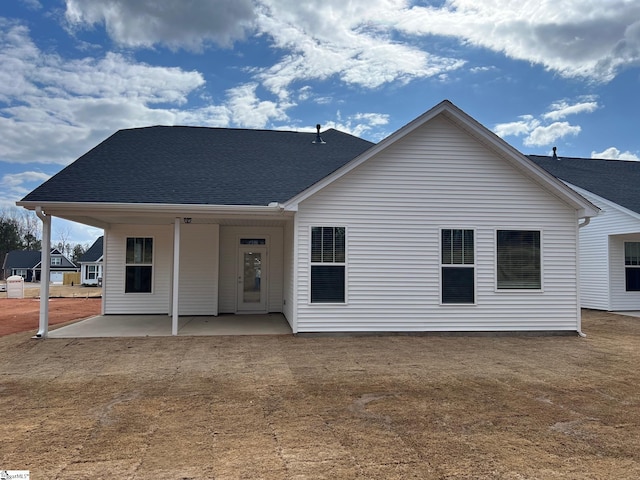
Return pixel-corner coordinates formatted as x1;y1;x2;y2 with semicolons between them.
283;99;599;218
16;201;287;217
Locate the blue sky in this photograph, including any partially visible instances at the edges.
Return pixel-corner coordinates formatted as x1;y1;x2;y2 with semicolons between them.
1;0;640;246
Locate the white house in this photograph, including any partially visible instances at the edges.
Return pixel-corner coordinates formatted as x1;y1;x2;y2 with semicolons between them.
530;154;640;311
18;101;598;337
78;236;103;285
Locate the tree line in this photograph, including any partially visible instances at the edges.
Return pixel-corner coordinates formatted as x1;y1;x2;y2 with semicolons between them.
0;209;88;266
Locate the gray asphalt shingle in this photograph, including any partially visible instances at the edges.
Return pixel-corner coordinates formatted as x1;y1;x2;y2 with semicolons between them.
22;126;375;205
528;154;640;215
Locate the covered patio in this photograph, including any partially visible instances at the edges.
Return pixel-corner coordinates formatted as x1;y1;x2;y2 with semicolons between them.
47;313;292;338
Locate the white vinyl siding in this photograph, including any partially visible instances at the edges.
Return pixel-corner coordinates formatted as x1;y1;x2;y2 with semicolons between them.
218;226;284;314
104;225;172;314
294;115;581;332
609;234;640;310
177;224;219;315
568;185;640;311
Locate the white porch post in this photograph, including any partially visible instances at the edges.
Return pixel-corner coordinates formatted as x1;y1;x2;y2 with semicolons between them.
35;206;51;338
172;217;180;335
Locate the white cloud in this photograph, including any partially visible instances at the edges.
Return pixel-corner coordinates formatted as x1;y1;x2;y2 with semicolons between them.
494;97;598;147
591;147;640;161
0;21;293;165
223;83;291;128
19;0;42;9
524;122;581;147
494;115;540;138
0;171;51;209
322;111;390;140
64;0;256;50
543;97;599;121
254;0;465;98
60;0;640;94
389;0;640;82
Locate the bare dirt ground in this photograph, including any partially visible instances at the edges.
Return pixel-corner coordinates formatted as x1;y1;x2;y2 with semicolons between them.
1;310;639;479
0;285;102;336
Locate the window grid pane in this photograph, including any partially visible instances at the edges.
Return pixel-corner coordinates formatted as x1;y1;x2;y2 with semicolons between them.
311;227;322;262
441;229;474;265
322;227;334;262
625;242;640;266
126;237;153;265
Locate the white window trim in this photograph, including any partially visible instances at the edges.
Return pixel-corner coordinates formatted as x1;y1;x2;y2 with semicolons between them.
494;228;544;293
439;227;477;306
87;264;98;280
308;225;348;305
623;241;640;293
125;236;154;294
51;257;62;266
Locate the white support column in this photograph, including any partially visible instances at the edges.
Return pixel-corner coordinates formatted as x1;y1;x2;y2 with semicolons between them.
172;217;180;335
35;207;51;338
101;230;107;315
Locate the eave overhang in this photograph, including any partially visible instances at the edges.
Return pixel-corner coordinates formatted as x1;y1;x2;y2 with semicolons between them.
16;201;292;228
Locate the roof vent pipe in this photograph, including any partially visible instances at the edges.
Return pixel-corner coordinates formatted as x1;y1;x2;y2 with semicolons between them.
312;124;326;144
552;146;558;160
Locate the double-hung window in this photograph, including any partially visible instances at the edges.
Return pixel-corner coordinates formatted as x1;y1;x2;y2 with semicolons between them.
496;230;541;289
441;229;475;304
624;242;640;291
51;257;61;266
87;265;98;280
310;226;346;303
125;237;153;293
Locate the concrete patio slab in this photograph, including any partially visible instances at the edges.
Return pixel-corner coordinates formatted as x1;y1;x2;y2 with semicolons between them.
48;313;292;338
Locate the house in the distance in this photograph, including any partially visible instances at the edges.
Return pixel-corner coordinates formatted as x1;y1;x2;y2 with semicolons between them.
79;236;104;286
18;100;598;337
530;153;640;311
2;248;78;283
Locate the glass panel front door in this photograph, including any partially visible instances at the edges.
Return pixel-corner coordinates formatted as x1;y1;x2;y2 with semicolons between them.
238;247;267;311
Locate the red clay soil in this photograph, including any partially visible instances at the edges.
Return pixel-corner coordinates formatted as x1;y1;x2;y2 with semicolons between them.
0;298;101;336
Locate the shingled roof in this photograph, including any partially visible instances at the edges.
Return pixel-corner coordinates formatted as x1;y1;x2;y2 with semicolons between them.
528;155;640;215
22;126;374;206
79;236;103;263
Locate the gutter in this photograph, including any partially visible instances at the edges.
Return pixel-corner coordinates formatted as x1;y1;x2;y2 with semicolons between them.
17;200;287;214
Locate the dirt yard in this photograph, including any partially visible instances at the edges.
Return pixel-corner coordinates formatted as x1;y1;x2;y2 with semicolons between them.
0;285;102;336
1;310;639;479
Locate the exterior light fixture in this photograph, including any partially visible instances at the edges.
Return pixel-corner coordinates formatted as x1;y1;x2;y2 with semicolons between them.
183;217;192;224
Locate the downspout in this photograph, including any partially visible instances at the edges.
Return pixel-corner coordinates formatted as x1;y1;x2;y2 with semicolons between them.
578;217;590;229
34;207;51;339
576;216;591;338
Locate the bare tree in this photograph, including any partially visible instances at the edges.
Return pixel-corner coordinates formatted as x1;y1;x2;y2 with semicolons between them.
56;226;73;255
19;210;41;249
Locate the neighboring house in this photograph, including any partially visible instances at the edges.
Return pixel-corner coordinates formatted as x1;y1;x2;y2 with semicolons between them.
79;236;104;285
530;153;640;311
2;248;78;283
18;100;598;336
